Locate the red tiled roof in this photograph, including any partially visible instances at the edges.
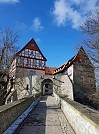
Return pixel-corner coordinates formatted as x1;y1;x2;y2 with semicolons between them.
50;67;57;74
45;67;56;75
53;47;85;74
53;56;75;74
53;46;93;75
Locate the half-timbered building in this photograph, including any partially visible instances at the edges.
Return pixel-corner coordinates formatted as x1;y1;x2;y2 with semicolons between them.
8;42;96;105
10;38;47;78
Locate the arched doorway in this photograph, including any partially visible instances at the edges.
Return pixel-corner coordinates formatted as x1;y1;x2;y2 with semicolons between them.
41;79;53;95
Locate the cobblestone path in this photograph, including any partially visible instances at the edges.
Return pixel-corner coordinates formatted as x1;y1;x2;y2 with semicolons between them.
14;96;75;134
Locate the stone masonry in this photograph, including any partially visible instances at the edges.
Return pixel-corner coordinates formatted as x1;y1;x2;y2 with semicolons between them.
16;75;73;100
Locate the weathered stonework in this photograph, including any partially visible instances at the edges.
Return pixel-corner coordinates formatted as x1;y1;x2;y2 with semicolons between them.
16;75;74;100
53;47;96;105
0;93;41;134
54;93;99;134
73;63;96;103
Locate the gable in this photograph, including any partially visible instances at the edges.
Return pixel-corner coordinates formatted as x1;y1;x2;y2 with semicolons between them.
74;47;92;65
17;38;47;61
15;38;47;70
53;46;94;75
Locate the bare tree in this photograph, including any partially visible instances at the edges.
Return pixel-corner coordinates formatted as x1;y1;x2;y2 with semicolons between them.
0;27;19;105
80;10;99;83
80;10;99;65
79;10;99;109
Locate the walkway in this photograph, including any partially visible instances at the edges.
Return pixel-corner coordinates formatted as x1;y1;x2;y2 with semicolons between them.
14;96;75;134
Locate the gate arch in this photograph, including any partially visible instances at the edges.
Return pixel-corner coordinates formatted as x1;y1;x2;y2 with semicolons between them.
41;79;53;95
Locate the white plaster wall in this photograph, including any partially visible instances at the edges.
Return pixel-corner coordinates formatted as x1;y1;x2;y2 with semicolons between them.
67;64;73;80
63;65;74;81
16;67;45;78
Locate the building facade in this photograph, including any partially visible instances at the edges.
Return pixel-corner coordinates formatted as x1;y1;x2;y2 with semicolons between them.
10;38;47;78
53;47;96;104
8;41;96;105
7;38;47;103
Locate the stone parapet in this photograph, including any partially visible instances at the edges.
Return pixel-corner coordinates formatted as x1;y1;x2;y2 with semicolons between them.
0;93;41;134
54;93;99;134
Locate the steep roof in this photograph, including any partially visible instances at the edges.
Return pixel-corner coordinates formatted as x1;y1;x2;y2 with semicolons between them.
16;38;47;61
53;46;93;74
53;56;75;74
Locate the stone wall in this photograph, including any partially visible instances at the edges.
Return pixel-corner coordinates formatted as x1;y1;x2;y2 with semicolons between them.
16;75;74;100
53;75;73;100
0;93;41;134
54;93;99;134
73;63;96;103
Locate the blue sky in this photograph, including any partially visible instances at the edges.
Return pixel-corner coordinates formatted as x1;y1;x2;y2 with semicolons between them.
0;0;98;67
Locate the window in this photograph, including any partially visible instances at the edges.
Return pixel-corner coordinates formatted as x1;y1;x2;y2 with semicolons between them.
39;60;42;67
24;58;27;65
25;49;28;56
31;44;34;47
39;54;42;59
33;59;37;67
36;51;40;58
27;58;31;65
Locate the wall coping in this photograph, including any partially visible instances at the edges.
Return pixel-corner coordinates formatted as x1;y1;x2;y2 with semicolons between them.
57;94;99;128
0;93;41;134
0;95;35;113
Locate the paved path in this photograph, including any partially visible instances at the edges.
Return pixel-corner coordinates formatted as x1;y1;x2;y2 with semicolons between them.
14;96;75;134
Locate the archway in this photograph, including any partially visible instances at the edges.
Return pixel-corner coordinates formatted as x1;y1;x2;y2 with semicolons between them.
41;79;53;95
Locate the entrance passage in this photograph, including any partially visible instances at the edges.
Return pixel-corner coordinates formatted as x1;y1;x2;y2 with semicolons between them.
41;79;53;95
14;96;75;134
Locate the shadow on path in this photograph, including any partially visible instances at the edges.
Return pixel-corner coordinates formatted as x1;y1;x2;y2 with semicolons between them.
14;96;47;134
14;96;75;134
